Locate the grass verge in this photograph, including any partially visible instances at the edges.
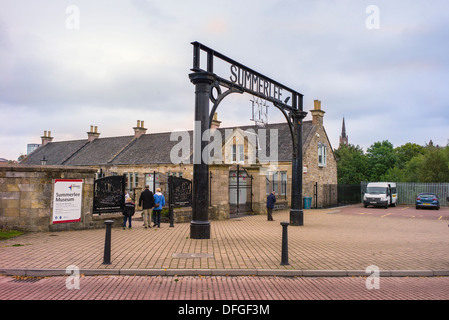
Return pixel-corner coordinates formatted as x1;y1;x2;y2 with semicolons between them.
0;229;24;241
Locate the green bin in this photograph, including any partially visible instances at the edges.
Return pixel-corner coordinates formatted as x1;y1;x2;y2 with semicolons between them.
303;197;312;209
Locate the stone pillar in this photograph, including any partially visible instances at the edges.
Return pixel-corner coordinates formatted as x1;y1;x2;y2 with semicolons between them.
209;164;231;220
133;187;142;207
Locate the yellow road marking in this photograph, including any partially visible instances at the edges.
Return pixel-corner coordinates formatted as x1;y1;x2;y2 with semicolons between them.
438;216;442;220
381;213;391;218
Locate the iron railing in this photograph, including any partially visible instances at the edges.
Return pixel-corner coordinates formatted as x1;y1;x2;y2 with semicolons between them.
361;182;449;206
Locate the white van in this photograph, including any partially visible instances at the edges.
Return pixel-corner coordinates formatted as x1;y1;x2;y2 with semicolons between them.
363;182;398;208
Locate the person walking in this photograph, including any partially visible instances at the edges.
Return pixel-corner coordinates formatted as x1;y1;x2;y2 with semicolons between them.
122;197;135;229
153;188;165;228
139;185;155;229
266;191;276;221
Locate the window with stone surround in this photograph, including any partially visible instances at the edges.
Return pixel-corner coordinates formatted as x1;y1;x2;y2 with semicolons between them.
318;142;327;167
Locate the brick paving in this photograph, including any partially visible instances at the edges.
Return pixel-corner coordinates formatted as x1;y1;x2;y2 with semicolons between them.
1;275;448;300
1;207;449;300
1;208;448;273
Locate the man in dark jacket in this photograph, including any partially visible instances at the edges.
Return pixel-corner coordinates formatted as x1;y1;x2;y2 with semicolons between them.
139;185;155;229
266;191;276;221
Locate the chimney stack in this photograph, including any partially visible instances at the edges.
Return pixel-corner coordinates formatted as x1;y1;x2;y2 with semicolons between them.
41;130;54;146
133;120;147;138
310;100;326;125
211;112;221;130
87;125;100;142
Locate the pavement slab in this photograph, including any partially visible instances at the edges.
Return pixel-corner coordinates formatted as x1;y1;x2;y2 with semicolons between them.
1;208;448;277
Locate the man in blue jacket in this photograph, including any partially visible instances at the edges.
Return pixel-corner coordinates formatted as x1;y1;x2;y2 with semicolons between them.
266;191;276;221
153;188;166;228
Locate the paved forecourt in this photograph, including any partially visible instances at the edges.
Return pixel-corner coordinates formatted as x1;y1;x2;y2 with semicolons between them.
1;207;448;277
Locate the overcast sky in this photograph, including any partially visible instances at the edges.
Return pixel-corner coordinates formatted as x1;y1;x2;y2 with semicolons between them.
1;0;448;161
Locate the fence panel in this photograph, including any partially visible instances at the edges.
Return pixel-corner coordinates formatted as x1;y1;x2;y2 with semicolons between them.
321;184;361;208
362;182;449;206
397;182;448;206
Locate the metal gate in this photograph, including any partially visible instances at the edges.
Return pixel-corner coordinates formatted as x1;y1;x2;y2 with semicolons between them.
320;183;362;208
169;176;192;207
229;165;253;214
167;175;192;227
93;175;126;214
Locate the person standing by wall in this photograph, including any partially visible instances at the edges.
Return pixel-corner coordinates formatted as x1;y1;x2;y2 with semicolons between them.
266;191;276;221
153;188;165;228
139;185;155;229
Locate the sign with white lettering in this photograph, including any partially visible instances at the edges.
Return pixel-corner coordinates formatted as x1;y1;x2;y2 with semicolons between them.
52;179;83;224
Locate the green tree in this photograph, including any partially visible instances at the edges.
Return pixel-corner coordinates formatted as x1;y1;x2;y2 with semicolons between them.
417;145;449;182
384;143;449;182
337;140;449;184
383;142;425;182
394;143;425;169
366;140;397;181
335;144;368;184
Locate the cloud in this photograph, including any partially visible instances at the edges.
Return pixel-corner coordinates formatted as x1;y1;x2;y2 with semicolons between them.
1;0;449;160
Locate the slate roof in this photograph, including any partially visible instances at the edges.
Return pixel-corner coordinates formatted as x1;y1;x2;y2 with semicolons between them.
22;121;315;166
64;136;135;166
22;139;88;166
111;131;194;165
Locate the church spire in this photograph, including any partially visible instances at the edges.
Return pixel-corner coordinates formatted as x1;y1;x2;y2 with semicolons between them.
339;117;348;146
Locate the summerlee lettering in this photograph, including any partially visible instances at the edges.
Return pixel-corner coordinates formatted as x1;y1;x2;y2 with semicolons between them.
229;64;283;103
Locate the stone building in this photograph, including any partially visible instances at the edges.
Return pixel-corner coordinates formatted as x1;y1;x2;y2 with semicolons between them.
22;100;337;219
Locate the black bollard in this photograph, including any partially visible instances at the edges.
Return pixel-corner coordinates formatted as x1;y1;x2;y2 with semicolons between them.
280;221;289;266
103;220;114;265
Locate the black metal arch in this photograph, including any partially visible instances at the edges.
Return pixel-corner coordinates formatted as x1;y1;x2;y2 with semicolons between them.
208;80;243;126
189;42;308;239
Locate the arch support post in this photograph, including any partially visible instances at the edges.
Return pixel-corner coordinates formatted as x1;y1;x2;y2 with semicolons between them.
189;71;215;239
290;108;308;226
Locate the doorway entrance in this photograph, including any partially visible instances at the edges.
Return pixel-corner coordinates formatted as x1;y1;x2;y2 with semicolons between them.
229;165;253;215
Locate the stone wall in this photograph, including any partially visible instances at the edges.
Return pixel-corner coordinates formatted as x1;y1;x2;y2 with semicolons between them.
302;124;338;208
0;164;122;232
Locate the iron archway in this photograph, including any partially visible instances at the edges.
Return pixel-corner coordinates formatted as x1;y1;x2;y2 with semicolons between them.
189;42;307;239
